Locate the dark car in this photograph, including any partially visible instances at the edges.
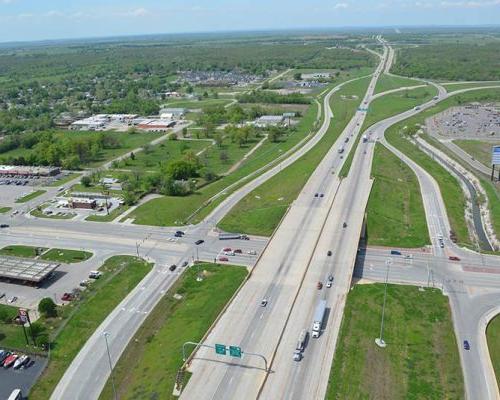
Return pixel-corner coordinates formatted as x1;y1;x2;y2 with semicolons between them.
463;340;470;350
61;293;74;301
0;224;9;228
449;256;461;262
195;239;204;245
174;232;183;238
327;250;332;256
320;193;324;198
169;264;177;271
314;193;319;198
181;261;188;267
175;230;185;236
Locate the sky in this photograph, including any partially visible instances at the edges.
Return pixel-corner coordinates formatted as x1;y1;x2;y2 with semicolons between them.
0;0;500;43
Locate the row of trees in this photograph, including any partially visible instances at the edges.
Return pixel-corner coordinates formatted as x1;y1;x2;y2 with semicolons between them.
237;90;311;104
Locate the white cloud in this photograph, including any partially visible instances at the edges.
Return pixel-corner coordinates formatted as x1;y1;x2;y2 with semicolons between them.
440;0;500;7
119;7;150;17
333;2;349;8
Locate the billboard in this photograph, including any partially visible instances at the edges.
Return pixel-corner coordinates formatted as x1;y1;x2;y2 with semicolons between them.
493;146;500;166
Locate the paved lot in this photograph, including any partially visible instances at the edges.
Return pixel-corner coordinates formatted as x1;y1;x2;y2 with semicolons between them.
0;186;34;206
0;355;47;399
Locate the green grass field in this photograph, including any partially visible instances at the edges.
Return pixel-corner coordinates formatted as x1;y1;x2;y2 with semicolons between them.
454;139;500;168
374;74;423;94
443;82;500;93
29;256;152;400
40;248;93;263
111;138;209;173
15;190;46;203
366;144;429;247
487;315;500;387
0;245;47;258
326;284;464;399
218;76;371;236
99;263;247;400
162;98;233;109
0;206;11;214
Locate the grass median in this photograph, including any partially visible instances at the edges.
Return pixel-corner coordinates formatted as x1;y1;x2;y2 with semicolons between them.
0;206;11;214
326;284;463;399
366;144;429;247
99;263;247;400
0;245;47;258
374;73;423;94
218;76;371;236
40;248;93;263
487;315;500;387
15;190;46;203
29;256;152;400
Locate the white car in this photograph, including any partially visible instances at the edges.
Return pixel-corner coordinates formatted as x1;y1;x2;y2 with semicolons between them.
224;251;235;256
326;281;332;288
247;250;257;255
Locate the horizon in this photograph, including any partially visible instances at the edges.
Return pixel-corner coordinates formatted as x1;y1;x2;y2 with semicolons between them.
1;0;500;43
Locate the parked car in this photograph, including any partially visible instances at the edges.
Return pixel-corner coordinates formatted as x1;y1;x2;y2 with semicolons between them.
0;351;12;366
14;355;29;369
0;293;5;300
390;250;402;256
327;250;332;256
0;224;9;228
319;193;324;198
234;249;242;254
326;281;332;288
449;256;461;261
3;353;18;368
223;247;232;252
175;230;185;236
7;296;17;304
218;256;229;262
224;251;235;256
343;222;347;228
463;340;470;350
247;250;257;255
314;193;319;197
79;280;91;287
61;293;74;301
174;232;183;238
241;235;250;240
195;239;204;245
328;274;334;282
181;261;189;267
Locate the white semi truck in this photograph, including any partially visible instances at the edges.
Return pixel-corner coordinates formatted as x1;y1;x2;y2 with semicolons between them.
312;299;327;338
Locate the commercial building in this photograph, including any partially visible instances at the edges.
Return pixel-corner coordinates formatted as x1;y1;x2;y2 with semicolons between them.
0;255;59;284
0;165;60;177
137;119;176;131
70;198;97;209
159;108;186;119
70;114;138;131
254;115;285;128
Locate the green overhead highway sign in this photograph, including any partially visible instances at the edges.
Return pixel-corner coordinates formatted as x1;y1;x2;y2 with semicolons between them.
215;343;227;355
229;346;242;358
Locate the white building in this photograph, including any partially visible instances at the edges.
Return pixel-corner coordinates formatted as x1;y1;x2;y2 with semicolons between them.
254;115;285;128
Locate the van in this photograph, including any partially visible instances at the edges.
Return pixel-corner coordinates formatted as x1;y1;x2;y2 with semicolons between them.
390;250;402;256
8;389;22;400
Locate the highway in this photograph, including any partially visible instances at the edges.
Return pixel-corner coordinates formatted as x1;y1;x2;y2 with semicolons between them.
180;43;389;400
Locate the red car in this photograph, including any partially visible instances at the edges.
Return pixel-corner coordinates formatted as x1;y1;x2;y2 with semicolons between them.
61;293;74;301
449;256;461;262
218;256;229;262
223;247;232;252
317;282;323;290
234;249;242;254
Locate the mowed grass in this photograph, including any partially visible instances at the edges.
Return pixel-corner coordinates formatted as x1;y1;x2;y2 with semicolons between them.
443;81;500;93
326;284;464;400
366;144;429;247
29;256;152;400
45;172;81;187
487;314;500;387
99;263;247;400
0;304;30;350
218;76;371;236
162;98;233;109
0;245;47;258
454;139;500;168
0;206;12;213
374;74;423;94
40;248;93;263
15;190;46;203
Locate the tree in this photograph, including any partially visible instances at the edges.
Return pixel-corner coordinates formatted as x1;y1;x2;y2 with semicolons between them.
38;297;57;318
165;160;197;180
80;175;92;187
293;72;302;80
130;152;135;160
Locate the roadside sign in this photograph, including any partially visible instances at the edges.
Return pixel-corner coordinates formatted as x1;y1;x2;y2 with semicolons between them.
492;146;500;166
215;343;226;355
18;309;28;324
229;346;242;358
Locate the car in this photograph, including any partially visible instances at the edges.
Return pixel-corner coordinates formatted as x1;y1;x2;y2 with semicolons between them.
79;280;91;287
0;224;9;228
241;234;250;240
169;264;177;271
317;281;323;290
293;350;302;361
234;249;242;254
89;271;102;279
328;274;334;282
181;261;189;267
175;230;185;236
7;296;17;304
260;299;268;307
404;254;413;259
224;251;235;256
327;250;332;256
390;250;402;256
326;281;332;288
0;351;12;365
319;193;324;198
463;340;470;350
223;247;232;252
248;250;257;255
449;256;461;261
439;239;445;248
3;353;18;368
0;293;5;300
61;293;74;301
218;256;229;262
195;239;204;245
314;193;319;198
343;222;347;228
174;232;183;238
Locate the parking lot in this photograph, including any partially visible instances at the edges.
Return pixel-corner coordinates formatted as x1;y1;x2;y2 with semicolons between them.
0;185;35;206
0;354;47;400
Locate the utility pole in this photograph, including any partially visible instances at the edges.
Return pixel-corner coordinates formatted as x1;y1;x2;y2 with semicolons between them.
375;259;391;348
103;332;118;400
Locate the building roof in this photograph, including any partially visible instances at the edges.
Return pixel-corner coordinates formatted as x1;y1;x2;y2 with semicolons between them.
0;255;60;283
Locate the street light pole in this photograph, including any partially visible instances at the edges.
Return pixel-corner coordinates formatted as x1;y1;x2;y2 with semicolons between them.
375;259;391;348
103;332;118;400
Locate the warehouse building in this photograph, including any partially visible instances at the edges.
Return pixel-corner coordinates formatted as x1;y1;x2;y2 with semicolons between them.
0;165;60;177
